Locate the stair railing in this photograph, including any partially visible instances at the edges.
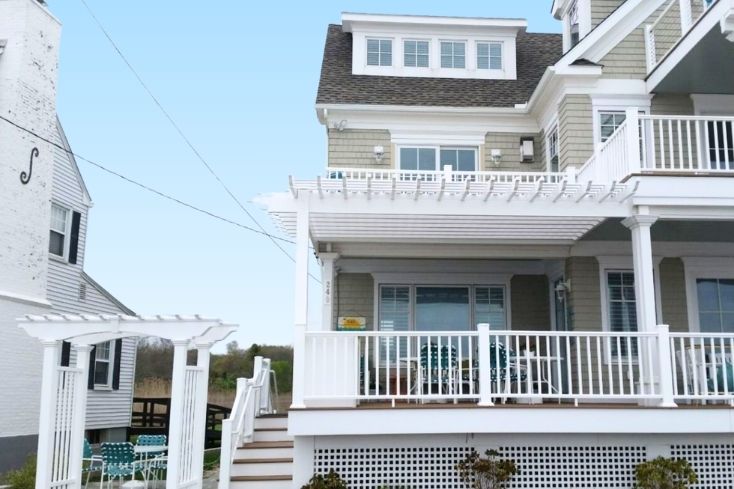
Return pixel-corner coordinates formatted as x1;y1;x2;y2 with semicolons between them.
218;356;275;489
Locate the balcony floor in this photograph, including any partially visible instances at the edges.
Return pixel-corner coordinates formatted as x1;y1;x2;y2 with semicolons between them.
293;400;734;411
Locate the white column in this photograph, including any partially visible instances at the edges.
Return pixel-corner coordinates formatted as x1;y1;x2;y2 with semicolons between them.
320;253;339;331
292;206;310;409
680;0;693;32
68;345;92;489
625;108;642;173
191;345;212;487
477;324;494;407
166;340;189;489
622;213;659;332
291;324;307;409
253;355;263;415
656;324;678;407
35;340;60;489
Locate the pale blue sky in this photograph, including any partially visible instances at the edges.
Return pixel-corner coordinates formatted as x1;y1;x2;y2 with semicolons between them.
49;1;560;350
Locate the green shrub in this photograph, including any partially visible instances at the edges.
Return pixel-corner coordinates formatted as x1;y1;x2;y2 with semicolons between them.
4;455;36;489
635;457;697;489
457;449;518;489
301;470;348;489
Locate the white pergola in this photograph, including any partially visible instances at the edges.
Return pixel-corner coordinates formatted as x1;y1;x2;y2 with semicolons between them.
19;314;237;489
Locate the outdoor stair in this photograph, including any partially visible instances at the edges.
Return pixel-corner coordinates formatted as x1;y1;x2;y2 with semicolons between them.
230;415;293;489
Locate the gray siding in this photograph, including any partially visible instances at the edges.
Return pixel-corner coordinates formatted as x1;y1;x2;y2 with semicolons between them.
591;0;626;28
483;132;545;172
566;256;603;332
659;258;688;333
334;273;374;331
651;94;694;115
48;122;136;431
510;275;551;331
328;129;392;169
559;95;594;170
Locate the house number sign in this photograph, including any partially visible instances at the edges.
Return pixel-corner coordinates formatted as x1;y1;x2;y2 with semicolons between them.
20;147;39;185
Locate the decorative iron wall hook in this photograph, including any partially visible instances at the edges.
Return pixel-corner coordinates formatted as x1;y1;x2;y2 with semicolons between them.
20;147;39;185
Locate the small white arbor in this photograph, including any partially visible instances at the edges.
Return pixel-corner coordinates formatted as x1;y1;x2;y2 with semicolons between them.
19;314;237;489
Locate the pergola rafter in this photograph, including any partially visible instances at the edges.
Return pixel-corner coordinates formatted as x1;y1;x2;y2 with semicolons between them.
19;314;237;489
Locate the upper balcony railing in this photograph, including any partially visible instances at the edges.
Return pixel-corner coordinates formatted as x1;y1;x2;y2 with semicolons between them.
325;167;571;185
578;109;734;183
645;0;717;72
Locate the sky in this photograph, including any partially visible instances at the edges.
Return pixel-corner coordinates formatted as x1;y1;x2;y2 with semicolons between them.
48;1;561;351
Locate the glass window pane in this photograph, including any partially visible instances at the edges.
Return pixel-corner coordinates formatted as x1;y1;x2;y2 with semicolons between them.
418;148;436;171
380;40;392;54
417;41;429;55
440;149;457;170
367;51;379;66
475;287;506;330
417;54;429;67
94;363;109;385
441;55;452;68
720;279;734;311
454;55;465;69
404;41;416;55
722;313;734;332
477;56;489;70
457;150;475;171
415;287;471;332
490;43;502;57
405;53;416;67
489;56;502;70
381;52;392;66
49;231;64;256
697;279;721;311
51;204;68;233
454;43;465;56
441;42;452;56
400;148;418;170
477;43;489;57
699;312;722;333
379;286;410;333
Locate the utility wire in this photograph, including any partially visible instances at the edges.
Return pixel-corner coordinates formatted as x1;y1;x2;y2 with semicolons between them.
0;114;294;245
78;0;312;279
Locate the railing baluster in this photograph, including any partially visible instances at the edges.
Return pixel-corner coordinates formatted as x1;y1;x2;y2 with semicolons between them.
668;119;675;170
565;336;573;398
626;336;634;395
576;336;583;396
713;122;721;170
646;335;655;396
724;121;731;169
704;121;711;170
596;337;603;396
659;119;667;169
586;336;593;395
686;120;693;169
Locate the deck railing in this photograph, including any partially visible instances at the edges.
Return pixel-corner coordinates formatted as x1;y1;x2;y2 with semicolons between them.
645;0;715;72
218;357;275;489
325;167;571;185
289;324;728;407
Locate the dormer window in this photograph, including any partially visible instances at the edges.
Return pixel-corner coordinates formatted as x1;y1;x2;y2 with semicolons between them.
568;1;580;47
477;42;503;70
367;38;392;66
404;40;429;68
440;41;466;69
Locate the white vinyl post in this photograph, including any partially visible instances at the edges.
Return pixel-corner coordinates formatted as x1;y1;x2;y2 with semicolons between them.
191;345;212;486
622;213;659;333
656;324;678;407
679;0;693;32
477;324;494;407
34;340;60;489
68;344;92;489
292;324;307;409
166;339;189;489
292;206;310;409
320;253;339;331
625;108;642;173
253;355;263;416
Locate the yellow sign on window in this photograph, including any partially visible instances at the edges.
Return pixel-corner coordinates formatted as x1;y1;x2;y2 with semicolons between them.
338;317;367;331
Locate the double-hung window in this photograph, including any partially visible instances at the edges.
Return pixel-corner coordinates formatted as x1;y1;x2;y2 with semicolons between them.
404;40;429;68
399;146;477;173
477;42;502;70
599;111;627;143
606;271;638;356
440;41;466;69
568;1;580;47
94;341;114;388
697;279;734;333
547;125;560;173
367;39;392;67
50;203;70;258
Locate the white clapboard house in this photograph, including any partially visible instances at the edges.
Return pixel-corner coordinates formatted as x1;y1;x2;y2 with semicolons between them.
220;1;734;488
0;0;136;473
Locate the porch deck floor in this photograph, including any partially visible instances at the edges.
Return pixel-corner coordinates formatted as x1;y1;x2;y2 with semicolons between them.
293;401;734;411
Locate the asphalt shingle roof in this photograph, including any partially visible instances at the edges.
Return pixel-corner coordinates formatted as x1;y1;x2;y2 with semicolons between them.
316;24;563;108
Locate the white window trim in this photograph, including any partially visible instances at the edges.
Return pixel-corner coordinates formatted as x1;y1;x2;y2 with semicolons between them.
475;40;504;72
93;341;115;390
373;274;513;333
597;256;664;336
366;37;393;67
403;39;431;69
591;97;651;150
396;145;479;172
49;202;72;262
562;0;591;52
439;39;468;69
545;117;560;174
682;257;734;333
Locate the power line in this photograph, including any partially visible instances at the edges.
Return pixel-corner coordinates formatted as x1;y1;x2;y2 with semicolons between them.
77;0;307;277
0;114;294;245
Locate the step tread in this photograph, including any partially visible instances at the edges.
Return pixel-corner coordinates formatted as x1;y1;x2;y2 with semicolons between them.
254;427;288;432
234;458;293;464
231;475;293;482
241;441;294;449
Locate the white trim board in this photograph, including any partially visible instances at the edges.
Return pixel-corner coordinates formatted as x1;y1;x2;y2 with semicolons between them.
682;257;734;333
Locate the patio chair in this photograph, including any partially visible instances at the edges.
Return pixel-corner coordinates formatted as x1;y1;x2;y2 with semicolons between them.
100;442;138;489
489;342;528;402
678;347;734;400
418;342;459;398
135;435;167;481
82;438;103;487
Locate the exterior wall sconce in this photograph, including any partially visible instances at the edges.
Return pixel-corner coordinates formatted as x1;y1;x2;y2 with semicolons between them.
373;145;385;163
555;280;572;302
520;137;535;162
490;149;502;166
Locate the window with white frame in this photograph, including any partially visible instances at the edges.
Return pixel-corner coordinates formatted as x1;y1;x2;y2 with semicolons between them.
606;271;638;356
547;125;560;173
477;42;502;70
93;341;114;388
49;203;70;258
367;38;392;66
440;41;466;69
404;40;429;68
568;0;580;47
599;111;627;143
696;279;734;333
399;146;477;172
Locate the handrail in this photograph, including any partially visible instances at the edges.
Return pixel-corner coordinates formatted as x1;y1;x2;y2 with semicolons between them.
218;357;275;489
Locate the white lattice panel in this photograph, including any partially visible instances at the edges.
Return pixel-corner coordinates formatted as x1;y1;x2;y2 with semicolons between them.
671;444;734;489
314;444;647;489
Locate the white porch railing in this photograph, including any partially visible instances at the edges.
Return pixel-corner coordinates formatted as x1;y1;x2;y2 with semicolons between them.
294;325;677;406
670;333;734;403
645;0;715;72
325;167;572;185
578;110;734;183
218;357;276;489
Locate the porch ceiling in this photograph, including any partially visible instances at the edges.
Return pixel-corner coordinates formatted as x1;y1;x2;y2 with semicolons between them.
581;218;734;242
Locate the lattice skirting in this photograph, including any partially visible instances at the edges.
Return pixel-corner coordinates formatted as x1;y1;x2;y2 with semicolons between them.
310;434;734;489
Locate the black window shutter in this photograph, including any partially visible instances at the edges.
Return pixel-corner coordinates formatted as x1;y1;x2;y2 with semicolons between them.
60;341;71;367
87;346;96;390
112;339;123;390
69;211;81;265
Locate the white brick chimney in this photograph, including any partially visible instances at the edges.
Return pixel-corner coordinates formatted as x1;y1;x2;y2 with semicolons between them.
0;0;61;303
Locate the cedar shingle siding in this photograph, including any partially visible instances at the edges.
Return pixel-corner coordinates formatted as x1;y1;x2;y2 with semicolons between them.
591;0;627;28
328;129;392;168
484;133;545;171
558;95;594;170
317;25;562;108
